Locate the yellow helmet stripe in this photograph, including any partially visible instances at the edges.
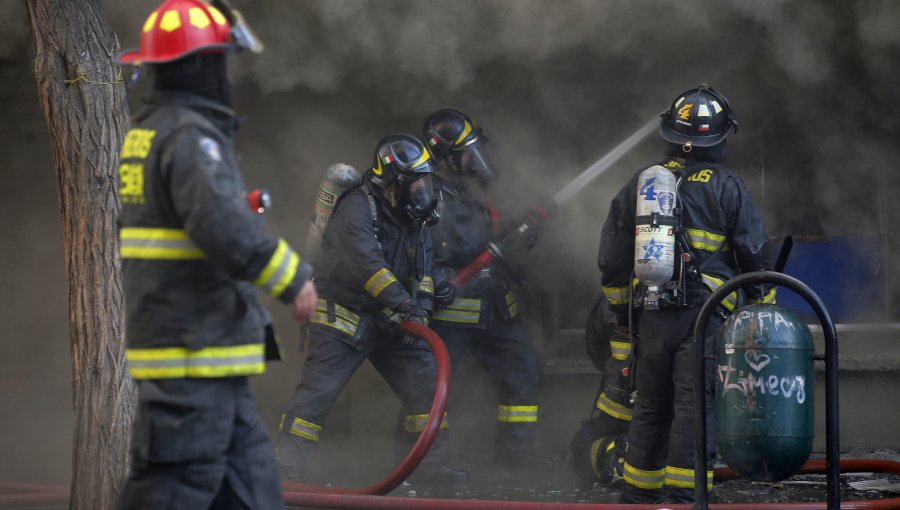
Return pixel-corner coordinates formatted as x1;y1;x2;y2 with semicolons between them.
410;148;431;168
454;121;473;145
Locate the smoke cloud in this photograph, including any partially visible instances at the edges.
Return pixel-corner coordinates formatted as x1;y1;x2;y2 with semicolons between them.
3;0;900;486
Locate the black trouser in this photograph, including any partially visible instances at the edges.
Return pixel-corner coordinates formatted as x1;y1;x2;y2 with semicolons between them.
118;377;283;510
621;307;720;504
433;315;541;457
274;323;448;480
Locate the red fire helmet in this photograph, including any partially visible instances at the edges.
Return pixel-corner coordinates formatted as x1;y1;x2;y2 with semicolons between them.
118;0;235;65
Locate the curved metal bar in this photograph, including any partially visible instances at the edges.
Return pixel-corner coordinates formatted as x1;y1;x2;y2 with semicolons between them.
691;271;839;509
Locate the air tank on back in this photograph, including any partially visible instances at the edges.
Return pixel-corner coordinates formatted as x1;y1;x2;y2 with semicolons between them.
306;163;360;264
634;165;678;309
716;303;814;482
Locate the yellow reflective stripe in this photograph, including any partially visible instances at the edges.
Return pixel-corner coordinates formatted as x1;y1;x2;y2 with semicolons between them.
432;310;480;323
443;298;481;310
665;465;713;489
126;344;265;379
589;438;609;481
751;287;777;305
624;462;665;490
404;412;448;432
700;273;737;311
505;291;519;318
610;340;632;361
685;228;729;252
602;285;630;306
595;392;633;421
119;227;205;260
289;417;322;442
364;268;399;298
497;404;538;423
432;298;482;323
254;239;300;298
309;299;360;336
381;307;401;323
415;276;434;295
310;311;358;335
454;121;473;145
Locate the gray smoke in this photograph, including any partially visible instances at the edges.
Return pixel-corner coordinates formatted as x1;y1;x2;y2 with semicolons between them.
4;0;900;486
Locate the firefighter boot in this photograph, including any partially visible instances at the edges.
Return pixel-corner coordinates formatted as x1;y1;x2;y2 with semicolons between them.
593;434;627;486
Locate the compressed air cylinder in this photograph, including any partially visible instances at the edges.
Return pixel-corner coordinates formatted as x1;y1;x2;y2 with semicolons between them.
305;163;360;263
716;304;814;482
633;165;677;288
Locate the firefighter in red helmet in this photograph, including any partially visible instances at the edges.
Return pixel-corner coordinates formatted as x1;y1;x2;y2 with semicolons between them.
115;1;316;508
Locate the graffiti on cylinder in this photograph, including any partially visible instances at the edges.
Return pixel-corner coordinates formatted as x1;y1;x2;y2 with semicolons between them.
717;354;807;405
717;306;807;406
728;308;798;333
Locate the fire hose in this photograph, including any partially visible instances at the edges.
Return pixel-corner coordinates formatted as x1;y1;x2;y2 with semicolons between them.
281;320;451;495
4;459;900;508
282;459;900;510
3;322;900;509
0;320;451;507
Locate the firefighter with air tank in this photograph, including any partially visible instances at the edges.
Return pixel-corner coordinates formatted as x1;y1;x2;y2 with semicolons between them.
115;0;318;507
423;109;553;473
598;84;776;504
274;134;468;484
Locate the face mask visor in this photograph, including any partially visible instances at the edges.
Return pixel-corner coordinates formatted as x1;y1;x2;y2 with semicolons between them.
401;173;437;222
456;144;497;182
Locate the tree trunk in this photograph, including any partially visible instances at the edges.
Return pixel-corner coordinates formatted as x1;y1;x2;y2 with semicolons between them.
25;1;134;509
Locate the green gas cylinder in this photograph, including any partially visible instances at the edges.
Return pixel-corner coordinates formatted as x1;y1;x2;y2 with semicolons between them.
716;303;814;482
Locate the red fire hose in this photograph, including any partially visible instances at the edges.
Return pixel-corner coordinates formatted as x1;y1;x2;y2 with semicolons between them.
6;459;900;509
282;319;452;496
0;320;452;508
283;458;900;509
4;324;900;509
449;204;552;287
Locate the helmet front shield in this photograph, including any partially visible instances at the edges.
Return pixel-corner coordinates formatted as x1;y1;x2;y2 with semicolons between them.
455;141;497;182
211;0;265;54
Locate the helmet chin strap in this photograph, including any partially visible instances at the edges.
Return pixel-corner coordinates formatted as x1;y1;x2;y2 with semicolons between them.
681;141;693;153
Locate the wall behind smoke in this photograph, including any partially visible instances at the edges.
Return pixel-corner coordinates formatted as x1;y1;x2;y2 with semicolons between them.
2;0;899;484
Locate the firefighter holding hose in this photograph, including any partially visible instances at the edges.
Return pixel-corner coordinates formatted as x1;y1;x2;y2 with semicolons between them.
115;1;318;507
599;84;776;504
274;134;468;484
423;109;553;474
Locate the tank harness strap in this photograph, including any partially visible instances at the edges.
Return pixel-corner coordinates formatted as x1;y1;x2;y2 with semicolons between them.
365;192;381;246
697;232;728;271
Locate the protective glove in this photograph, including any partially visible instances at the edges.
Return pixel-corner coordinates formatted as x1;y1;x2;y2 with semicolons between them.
433;279;456;309
396;299;429;345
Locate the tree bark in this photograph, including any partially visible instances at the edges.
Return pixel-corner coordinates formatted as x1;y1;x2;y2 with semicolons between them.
25;1;134;509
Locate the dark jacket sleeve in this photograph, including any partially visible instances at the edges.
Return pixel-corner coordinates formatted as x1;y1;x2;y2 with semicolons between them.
328;192;414;311
164;126;312;303
598;175;638;323
723;173;776;302
417;226;436;313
